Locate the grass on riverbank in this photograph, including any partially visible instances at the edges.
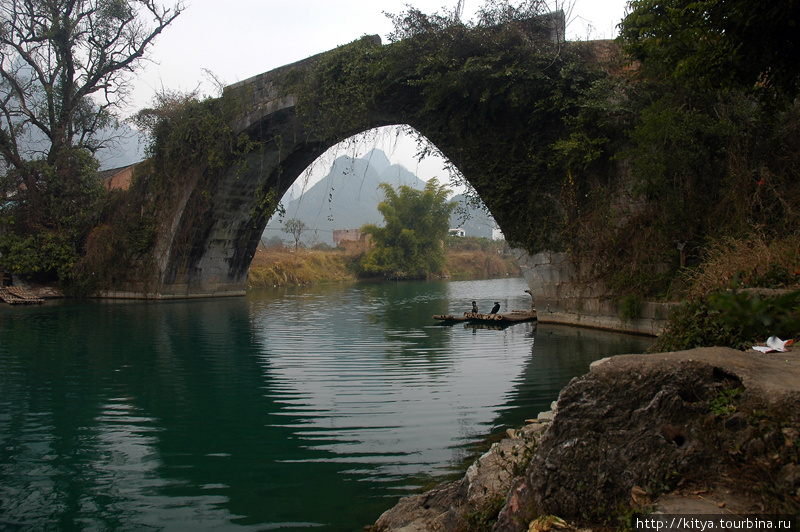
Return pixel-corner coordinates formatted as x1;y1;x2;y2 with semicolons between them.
445;237;520;279
652;231;800;352
247;237;521;288
248;248;357;287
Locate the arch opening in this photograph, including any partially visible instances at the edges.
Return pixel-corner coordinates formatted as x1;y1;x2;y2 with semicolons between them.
260;124;504;250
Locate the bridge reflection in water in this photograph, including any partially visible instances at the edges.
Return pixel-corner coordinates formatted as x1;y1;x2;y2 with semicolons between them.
0;277;652;530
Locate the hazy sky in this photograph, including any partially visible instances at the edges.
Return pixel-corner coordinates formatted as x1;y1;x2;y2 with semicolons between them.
122;0;630;196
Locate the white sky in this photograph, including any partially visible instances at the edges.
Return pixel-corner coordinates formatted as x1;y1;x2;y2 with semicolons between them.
122;0;630;196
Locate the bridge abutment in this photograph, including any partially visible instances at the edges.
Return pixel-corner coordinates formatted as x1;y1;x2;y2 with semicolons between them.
516;250;675;336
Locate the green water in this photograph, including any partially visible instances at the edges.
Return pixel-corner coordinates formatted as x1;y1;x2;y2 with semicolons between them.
0;277;652;531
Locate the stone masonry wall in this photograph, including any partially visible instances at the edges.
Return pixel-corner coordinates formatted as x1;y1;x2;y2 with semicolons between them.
515;250;675;336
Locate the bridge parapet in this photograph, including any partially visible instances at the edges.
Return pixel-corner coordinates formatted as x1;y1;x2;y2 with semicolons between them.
224;35;382;133
224;63;303;133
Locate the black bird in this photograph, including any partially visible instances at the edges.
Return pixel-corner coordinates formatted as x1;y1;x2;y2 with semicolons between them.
490;302;500;314
471;301;479;313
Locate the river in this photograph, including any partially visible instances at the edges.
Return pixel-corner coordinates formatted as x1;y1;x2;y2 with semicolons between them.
0;277;652;531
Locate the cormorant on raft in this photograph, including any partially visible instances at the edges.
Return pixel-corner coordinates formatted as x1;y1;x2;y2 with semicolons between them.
432;291;536;325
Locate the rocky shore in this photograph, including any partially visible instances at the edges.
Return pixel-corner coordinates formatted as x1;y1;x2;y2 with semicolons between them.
371;347;800;531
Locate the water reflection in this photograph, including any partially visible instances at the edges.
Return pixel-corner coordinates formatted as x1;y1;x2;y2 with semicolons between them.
0;279;653;531
250;281;538;489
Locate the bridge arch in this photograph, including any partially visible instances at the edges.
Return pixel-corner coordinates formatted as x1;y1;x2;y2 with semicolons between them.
155;112;472;297
149;12;578;298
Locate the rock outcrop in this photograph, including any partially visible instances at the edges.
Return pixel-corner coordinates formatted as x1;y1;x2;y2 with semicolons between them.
373;423;548;531
372;347;800;531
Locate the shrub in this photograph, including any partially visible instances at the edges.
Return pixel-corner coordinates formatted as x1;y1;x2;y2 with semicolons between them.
652;289;800;352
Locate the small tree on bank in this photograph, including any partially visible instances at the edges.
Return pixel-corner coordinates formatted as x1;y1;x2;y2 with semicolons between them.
282;218;308;251
360;179;454;279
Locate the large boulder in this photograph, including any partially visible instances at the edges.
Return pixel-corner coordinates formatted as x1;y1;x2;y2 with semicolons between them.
508;348;800;527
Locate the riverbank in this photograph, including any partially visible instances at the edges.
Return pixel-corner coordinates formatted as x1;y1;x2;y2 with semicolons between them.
247;247;357;287
371;347;800;531
247;239;521;288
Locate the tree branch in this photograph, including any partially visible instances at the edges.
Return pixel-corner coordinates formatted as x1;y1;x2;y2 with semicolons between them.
0;0;183;172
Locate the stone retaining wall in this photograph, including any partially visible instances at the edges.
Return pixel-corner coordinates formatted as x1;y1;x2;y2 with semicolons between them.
515;249;676;336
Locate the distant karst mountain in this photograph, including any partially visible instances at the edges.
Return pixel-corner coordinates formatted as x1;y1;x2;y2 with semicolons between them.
263;149;497;246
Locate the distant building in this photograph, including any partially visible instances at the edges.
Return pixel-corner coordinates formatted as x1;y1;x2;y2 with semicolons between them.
448;228;466;237
492;227;505;241
100;163;138;191
333;229;363;245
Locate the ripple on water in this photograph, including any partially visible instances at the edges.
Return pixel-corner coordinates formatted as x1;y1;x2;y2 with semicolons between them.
0;280;653;531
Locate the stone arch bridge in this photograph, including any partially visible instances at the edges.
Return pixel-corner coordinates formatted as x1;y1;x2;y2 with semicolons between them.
118;15;669;336
143;13;563;300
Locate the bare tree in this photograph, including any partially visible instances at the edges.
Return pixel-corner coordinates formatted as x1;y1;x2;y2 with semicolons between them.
0;0;183;178
282;218;308;251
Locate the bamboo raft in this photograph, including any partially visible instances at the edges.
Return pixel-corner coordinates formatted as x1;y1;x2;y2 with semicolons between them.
433;290;537;326
432;309;537;325
0;286;45;305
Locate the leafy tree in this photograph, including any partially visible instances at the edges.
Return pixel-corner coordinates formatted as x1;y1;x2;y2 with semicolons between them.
604;0;800;301
619;0;800;99
283;218;308;251
360;179;454;279
0;0;183;285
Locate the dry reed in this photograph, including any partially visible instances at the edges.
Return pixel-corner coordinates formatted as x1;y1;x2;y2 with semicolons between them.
685;232;800;297
248;249;356;288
